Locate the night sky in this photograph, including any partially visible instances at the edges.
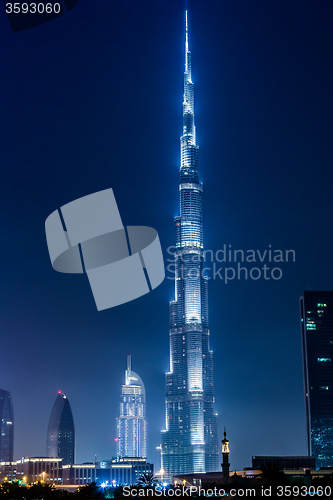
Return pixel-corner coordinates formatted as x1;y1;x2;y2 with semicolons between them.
1;0;333;472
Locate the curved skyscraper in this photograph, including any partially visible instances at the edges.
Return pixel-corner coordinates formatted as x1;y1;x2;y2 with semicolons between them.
117;356;147;458
47;392;75;465
161;12;219;476
0;389;14;462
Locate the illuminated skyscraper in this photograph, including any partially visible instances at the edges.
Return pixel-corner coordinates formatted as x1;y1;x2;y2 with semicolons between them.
161;12;219;476
0;389;14;462
117;356;147;458
47;392;75;465
301;291;333;468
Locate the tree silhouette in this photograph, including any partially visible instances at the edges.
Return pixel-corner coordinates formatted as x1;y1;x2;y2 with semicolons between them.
136;472;158;488
26;481;56;500
74;481;103;498
258;462;289;486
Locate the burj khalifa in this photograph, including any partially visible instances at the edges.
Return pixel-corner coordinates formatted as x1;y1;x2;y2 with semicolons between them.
161;12;219;476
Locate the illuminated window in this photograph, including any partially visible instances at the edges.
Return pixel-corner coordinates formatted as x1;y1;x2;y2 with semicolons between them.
307;323;316;330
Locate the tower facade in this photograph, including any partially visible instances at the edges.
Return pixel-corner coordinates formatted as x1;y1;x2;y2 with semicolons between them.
301;291;333;468
47;392;75;465
161;12;219;476
0;389;14;462
117;356;147;458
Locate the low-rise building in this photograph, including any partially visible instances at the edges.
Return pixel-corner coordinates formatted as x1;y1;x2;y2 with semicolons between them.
62;458;153;486
0;458;62;484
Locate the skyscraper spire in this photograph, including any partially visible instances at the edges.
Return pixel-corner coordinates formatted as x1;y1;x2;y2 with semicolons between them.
161;11;219;477
185;10;189;71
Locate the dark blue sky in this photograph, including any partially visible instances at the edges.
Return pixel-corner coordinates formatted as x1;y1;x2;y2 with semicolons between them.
1;0;333;471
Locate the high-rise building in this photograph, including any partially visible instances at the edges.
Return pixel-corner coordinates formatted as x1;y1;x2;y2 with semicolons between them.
161;11;219;476
301;291;333;468
117;356;147;458
0;389;14;462
47;392;75;465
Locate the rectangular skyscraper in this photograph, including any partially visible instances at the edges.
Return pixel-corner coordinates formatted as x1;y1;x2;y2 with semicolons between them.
0;389;14;462
301;291;333;468
161;12;219;477
117;356;147;458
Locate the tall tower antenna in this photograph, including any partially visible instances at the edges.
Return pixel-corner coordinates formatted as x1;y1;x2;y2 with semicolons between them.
185;10;189;73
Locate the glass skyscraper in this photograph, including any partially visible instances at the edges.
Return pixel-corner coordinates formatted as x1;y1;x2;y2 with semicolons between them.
161;12;219;476
301;291;333;468
47;392;75;465
117;356;147;458
0;389;14;462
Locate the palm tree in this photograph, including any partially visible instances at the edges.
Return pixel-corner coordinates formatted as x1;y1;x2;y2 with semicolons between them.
136;472;159;488
75;481;103;498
